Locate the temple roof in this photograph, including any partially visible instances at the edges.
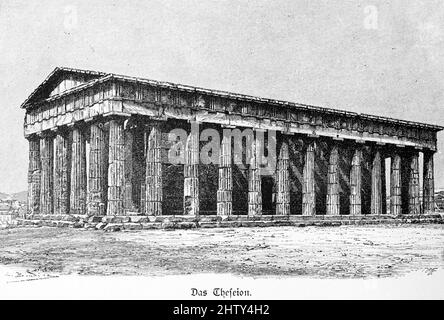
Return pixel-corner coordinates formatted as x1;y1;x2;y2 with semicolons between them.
21;67;443;131
20;67;106;108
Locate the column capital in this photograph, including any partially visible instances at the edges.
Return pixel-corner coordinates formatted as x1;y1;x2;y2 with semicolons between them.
51;125;71;135
36;129;56;138
25;132;40;141
423;148;437;155
142;117;168;129
102;114;129;124
84;114;106;125
67;120;89;132
123;116;140;131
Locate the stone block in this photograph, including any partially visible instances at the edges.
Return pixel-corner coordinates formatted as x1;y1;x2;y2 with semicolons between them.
103;223;123;232
95;222;105;230
123;223;143;230
57;221;73;228
130;216;149;223
161;222;176;229
199;216;221;223
88;216;103;223
141;222;162;230
176;222;197;229
198;222;218;228
272;220;292;226
219;221;241;228
169;216;199;223
147;216;165;223
73;221;84;228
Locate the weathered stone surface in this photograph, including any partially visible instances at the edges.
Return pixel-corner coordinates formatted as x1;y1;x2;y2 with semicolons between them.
15;212;444;231
248;139;262;216
371;150;383;215
40;135;54;215
276;139;290;215
145;124;163;215
423;151;435;213
350;148;362;216
130;216;149;223
219;221;242;228
88;122;108;216
199;216;222;223
95;222;105;230
141;222;162;230
175;222;198;229
390;153;402;215
302;141;315;216
103;223;124;232
217;131;232;216
57;221;74;228
54;131;70;216
326;144;340;215
107;119;125;215
123;223;143;230
101;216;131;223
70;127;87;215
184;126;200;216
198;222;219;228
407;152;420;215
27;138;41;215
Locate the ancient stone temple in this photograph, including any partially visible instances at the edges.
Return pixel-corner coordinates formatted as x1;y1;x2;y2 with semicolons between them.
21;67;443;229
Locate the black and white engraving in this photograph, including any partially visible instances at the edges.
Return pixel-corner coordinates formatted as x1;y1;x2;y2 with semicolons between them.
0;1;443;300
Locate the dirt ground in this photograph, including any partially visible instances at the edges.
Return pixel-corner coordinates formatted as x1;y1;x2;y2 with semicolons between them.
0;224;443;279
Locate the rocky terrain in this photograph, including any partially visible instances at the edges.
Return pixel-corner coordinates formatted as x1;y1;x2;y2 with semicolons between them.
0;224;442;279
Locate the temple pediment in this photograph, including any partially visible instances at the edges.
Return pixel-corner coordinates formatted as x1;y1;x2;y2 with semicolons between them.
21;67;106;108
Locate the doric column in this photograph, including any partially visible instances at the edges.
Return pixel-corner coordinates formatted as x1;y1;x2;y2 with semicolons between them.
370;149;383;215
381;155;387;214
27;137;41;215
140;182;146;214
145;123;162;215
390;152;402;215
124;127;135;212
54;130;70;215
423;151;435;213
39;134;54;215
107;119;125;215
407;151;420;215
70;126;87;215
350;148;362;215
276;138;290;215
130;124;145;213
217;131;232;216
184;126;199;216
88;122;108;216
140;129;147;213
302;140;315;216
326;143;340;215
248;139;262;216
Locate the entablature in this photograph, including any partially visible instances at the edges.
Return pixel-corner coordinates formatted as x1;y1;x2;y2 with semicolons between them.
24;77;441;151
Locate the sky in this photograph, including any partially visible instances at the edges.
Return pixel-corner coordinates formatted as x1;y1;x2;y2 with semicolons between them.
0;0;443;193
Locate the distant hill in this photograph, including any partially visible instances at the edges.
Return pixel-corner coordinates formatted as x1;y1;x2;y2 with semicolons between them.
0;191;27;203
11;191;27;203
0;192;11;201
